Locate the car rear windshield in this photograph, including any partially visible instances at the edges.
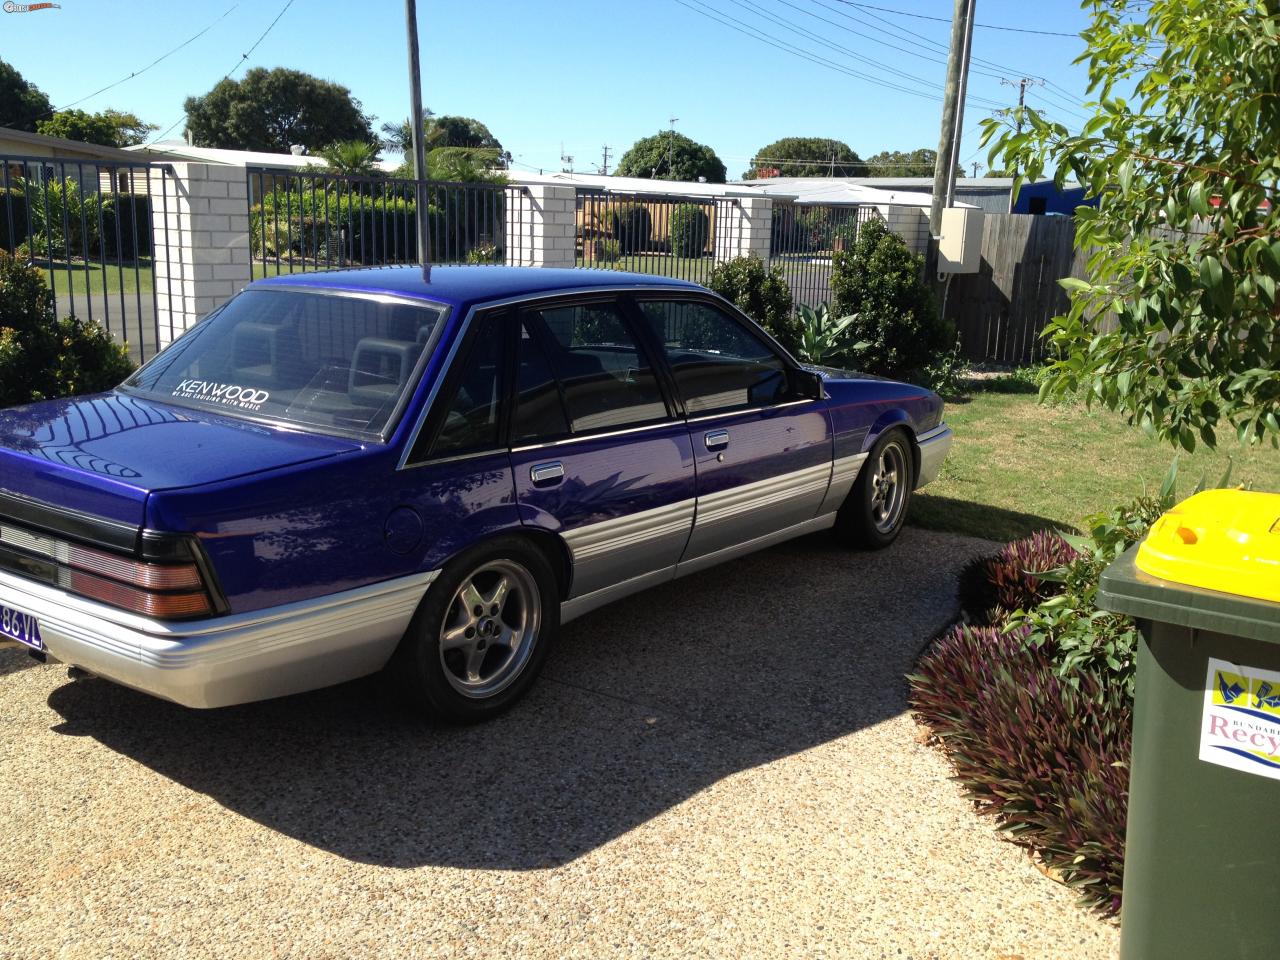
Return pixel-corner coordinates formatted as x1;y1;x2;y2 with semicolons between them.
123;288;448;440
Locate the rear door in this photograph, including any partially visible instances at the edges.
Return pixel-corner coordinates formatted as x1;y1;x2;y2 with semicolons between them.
507;296;696;600
632;296;833;564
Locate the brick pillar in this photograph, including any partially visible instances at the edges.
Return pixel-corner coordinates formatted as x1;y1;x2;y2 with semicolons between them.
505;184;576;268
713;195;774;263
150;162;252;348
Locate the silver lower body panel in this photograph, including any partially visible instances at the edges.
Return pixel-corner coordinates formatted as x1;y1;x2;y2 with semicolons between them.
0;570;437;708
914;424;953;489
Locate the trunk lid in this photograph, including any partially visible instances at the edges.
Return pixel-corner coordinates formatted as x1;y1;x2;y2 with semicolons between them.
0;392;362;529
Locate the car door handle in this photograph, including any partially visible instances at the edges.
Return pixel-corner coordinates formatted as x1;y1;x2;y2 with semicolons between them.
704;430;730;451
530;461;565;486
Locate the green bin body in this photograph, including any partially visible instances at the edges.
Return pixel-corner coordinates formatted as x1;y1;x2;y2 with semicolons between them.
1098;547;1280;956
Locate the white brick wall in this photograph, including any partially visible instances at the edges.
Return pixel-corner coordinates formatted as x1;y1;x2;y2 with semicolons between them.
713;196;774;263
882;205;929;255
505;185;576;268
150;162;252;347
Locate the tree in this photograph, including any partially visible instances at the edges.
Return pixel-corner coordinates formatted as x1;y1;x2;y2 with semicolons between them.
382;114;509;167
616;131;726;183
183;67;374;153
36;109;156;148
0;59;52;132
742;137;866;179
864;148;942;178
985;0;1280;450
314;139;381;176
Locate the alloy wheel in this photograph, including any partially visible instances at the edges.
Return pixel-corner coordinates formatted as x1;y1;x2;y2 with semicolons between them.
438;558;541;699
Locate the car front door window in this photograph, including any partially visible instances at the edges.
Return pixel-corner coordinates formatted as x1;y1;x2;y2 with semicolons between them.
637;300;793;415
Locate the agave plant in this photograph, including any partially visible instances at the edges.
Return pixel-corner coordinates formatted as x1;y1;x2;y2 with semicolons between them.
794;302;864;368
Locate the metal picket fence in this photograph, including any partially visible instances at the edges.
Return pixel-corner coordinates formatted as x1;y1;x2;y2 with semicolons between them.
245;167;531;276
1;154;177;362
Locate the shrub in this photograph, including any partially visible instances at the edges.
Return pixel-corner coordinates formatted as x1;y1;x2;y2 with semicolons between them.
19;177;110;259
250;189;440;264
102;194;153;259
794;302;859;368
829;217;952;378
591;237;621;263
958;530;1079;626
910;624;1130;916
667;203;708;257
916;343;971;400
465;242;500;264
0;250;133;407
602;202;652;254
707;256;800;354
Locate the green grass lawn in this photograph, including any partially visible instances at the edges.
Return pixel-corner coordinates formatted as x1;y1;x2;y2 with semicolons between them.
910;383;1280;543
37;259;153;296
576;254;712;279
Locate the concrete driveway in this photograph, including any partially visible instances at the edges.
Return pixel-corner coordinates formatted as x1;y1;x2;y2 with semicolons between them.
0;527;1118;959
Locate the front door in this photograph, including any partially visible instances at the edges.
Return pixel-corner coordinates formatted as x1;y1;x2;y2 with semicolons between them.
507;298;696;601
632;297;833;564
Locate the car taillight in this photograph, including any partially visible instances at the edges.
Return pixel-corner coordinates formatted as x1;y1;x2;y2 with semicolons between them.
67;567;212;618
62;540;214;618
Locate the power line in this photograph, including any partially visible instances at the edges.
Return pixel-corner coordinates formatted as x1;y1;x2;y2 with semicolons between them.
3;4;239;128
675;0;1001;107
805;0;1090;105
837;1;1086;38
148;0;297;144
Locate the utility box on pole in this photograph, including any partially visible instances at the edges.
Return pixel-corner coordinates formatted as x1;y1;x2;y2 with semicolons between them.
938;207;983;273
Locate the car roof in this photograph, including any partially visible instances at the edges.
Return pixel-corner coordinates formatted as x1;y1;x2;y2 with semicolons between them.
250;265;704;310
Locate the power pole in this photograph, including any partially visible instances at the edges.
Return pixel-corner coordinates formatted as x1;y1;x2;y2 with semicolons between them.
599;144;612;176
667;116;679;177
929;0;975;239
971;161;980;178
1001;77;1043;212
404;0;430;279
945;0;975;208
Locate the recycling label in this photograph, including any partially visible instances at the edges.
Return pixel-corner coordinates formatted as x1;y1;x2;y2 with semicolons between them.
1200;657;1280;781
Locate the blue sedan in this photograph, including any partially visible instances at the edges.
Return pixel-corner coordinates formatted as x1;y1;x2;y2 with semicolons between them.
0;267;952;720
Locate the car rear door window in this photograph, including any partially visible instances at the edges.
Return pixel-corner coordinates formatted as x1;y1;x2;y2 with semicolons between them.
514;321;570;442
431;313;507;456
638;300;793;414
524;302;668;433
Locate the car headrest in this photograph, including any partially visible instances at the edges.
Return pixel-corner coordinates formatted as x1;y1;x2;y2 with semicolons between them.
349;338;421;409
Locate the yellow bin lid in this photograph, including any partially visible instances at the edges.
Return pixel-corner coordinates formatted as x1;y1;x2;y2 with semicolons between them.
1136;489;1280;602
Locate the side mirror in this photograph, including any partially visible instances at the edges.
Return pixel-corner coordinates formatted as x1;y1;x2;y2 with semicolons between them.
795;368;825;400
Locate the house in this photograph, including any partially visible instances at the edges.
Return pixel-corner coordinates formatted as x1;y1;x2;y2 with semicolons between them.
0;126;153;193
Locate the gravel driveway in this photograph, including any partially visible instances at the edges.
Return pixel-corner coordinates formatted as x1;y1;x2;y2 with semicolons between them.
1;526;1119;959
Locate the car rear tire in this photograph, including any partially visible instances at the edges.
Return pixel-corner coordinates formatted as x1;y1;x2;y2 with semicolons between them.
834;429;914;549
392;536;558;722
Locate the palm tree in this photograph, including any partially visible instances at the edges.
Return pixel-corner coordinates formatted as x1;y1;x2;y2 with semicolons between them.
316;140;381;176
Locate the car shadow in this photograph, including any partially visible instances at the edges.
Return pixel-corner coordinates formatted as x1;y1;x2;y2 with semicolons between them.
45;526;991;870
909;494;1071;542
1;646;39;677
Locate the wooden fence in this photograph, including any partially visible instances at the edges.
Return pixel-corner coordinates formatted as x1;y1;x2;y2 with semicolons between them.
945;214;1087;365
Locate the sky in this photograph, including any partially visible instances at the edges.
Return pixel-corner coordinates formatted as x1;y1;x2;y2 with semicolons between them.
1;0;1097;178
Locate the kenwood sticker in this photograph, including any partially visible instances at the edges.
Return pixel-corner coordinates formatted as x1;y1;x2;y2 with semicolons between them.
1200;656;1280;781
171;380;270;411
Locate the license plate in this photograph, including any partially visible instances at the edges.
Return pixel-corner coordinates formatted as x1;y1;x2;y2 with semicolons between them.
0;603;42;651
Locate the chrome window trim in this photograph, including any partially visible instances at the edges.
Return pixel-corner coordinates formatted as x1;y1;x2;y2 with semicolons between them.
683;398;818;425
510;418;681;453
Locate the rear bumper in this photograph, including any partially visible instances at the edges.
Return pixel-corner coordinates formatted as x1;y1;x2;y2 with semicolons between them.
914;424;953;489
0;570;436;707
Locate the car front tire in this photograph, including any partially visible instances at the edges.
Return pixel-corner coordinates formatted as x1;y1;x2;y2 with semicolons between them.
834;429;914;549
393;536;558;722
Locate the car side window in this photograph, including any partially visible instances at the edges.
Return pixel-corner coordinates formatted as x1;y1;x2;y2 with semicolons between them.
523;302;668;433
430;313;506;456
638;300;794;414
514;321;570;442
